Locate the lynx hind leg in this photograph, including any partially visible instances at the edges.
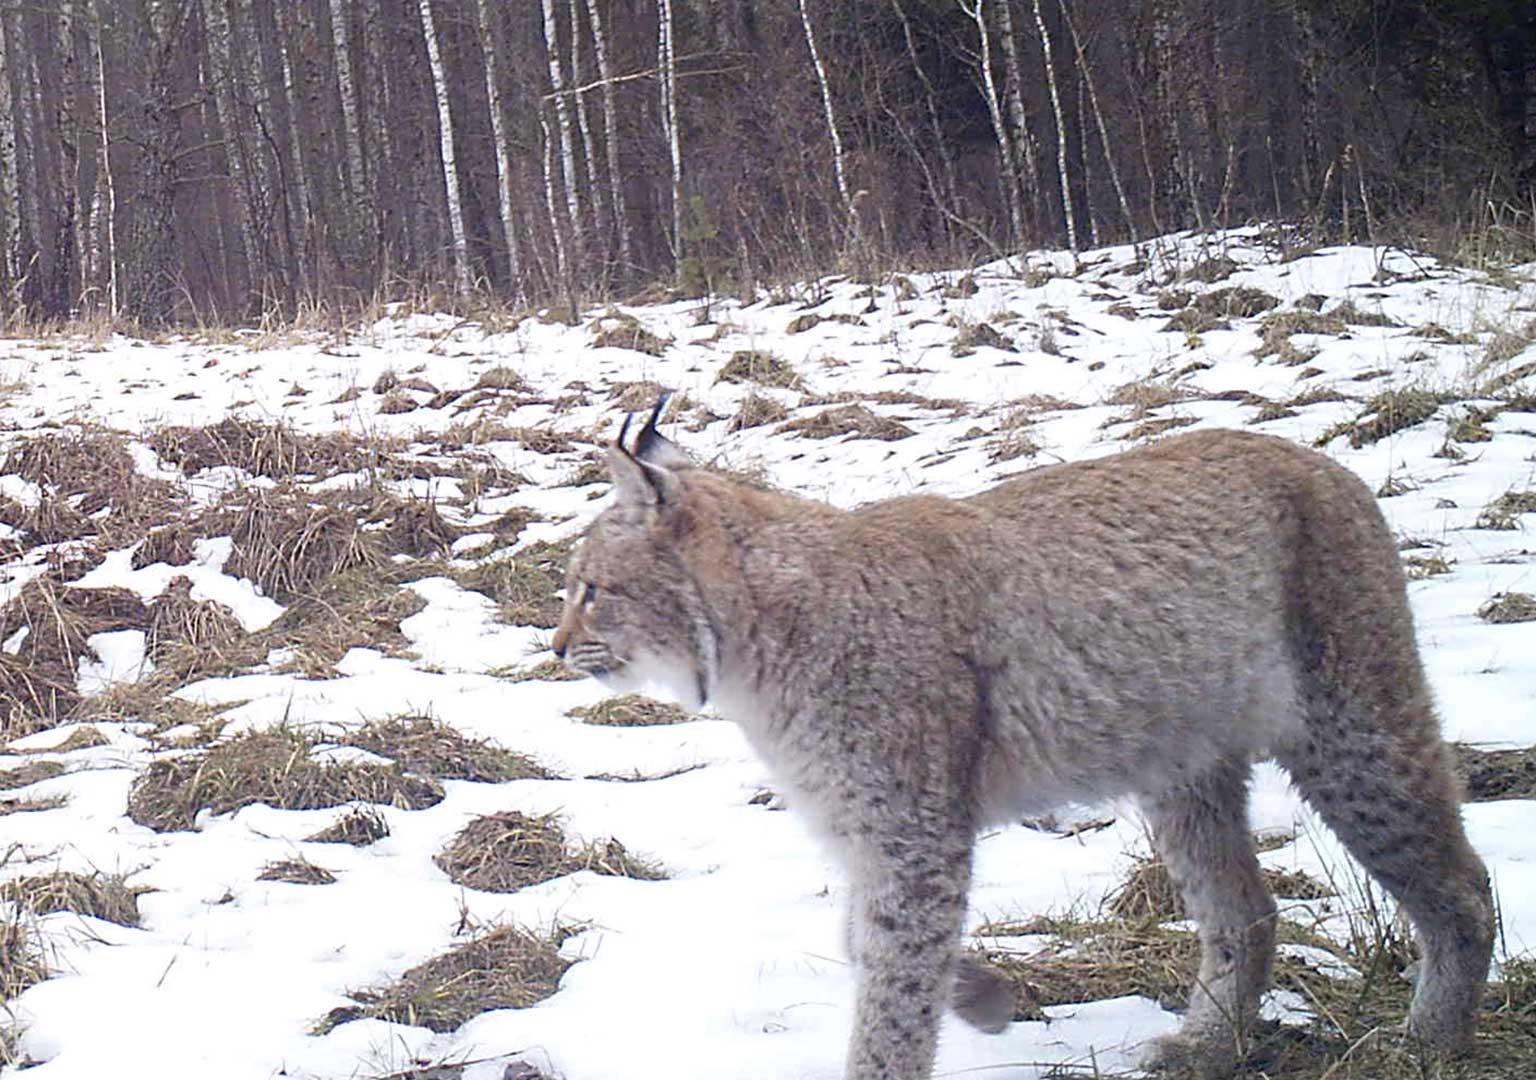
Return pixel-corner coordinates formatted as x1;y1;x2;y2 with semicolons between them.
1280;720;1494;1052
1139;758;1277;1077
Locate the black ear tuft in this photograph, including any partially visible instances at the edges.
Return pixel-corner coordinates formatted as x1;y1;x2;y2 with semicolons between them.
632;393;672;459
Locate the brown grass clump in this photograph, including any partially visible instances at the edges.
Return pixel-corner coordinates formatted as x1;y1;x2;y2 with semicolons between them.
455;538;573;629
343;714;554;783
0;871;146;926
0;761;64;790
1474;489;1536;530
568;693;691;727
1253;309;1347;362
499;657;583;683
257;857;337;885
0;918;47;1002
589;311;669;356
0;792;68;815
0;653;81;738
435;810;664;893
1477;592;1536;624
145;577;248;674
950;321;1016;357
1103;378;1191;417
50;726;108;752
778;404;913;441
126;728;444;832
715;349;802;389
1454;744;1536;801
607;380;675;413
1328;299;1402;328
216;484;386;601
315;924;573;1035
148;417;391;479
473;366;530;393
305;806;391;846
374;495;462;557
727;390;790;431
132;522;200;569
376;391;418;415
256;565;425;678
1107;856;1331;922
2;429;184;544
1315;388;1443;448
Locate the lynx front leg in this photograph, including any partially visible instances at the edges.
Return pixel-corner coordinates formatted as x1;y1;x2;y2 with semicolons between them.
843;829;972;1080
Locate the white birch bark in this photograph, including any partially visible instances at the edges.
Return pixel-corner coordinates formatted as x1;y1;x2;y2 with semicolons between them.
273;5;311;235
962;0;1024;245
327;0;366;201
0;31;15;296
202;0;256;286
472;0;523;297
995;1;1042;212
584;0;630;269
540;111;569;283
1060;0;1135;242
1030;0;1078;251
89;0;117;313
797;0;852;216
417;0;471;293
541;0;584;254
0;5;41;264
568;0;606;249
658;0;682;261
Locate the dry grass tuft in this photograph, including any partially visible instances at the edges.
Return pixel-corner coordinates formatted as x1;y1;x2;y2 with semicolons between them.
2;429;184;545
216;484;386;601
950;321;1016;357
148;417;392;480
126;728;444;832
435;810;663;893
1253;309;1346;362
454;538;573;629
1328;299;1402;327
375;495;462;558
716;349;802;389
568;693;692;727
1316;388;1443;448
0;870;146;926
1453;744;1536;801
0;918;47;1002
1474;490;1536;530
778;404;913;441
315;924;574;1035
0;653;81;739
727;390;790;432
257;857;337;885
1103;378;1191;418
306;806;391;846
589;311;669;356
0;761;65;790
1477;592;1536;624
606;379;675;413
498;657;583;683
0;792;68;815
343;714;553;783
254;564;425;677
145;576;249;676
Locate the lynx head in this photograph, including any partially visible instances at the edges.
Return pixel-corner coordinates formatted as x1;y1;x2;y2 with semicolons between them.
551;398;719;710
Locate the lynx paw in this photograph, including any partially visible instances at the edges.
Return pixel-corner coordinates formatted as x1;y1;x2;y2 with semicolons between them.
952;958;1014;1034
1141;1029;1241;1078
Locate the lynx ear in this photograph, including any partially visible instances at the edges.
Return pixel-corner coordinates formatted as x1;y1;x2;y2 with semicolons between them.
631;394;693;471
608;410;683;508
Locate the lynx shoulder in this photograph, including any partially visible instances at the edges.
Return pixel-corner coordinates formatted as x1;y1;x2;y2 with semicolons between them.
552;403;1493;1080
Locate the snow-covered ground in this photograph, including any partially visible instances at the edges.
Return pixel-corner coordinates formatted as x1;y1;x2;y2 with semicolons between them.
0;227;1533;1079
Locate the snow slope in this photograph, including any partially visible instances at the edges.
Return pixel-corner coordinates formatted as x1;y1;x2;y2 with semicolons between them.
0;227;1533;1079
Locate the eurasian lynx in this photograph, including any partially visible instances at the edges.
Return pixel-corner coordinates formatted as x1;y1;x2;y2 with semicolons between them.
552;403;1494;1080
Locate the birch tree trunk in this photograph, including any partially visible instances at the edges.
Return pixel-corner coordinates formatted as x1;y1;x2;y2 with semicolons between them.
202;0;256;301
658;0;683;263
585;0;631;271
568;0;607;258
273;4;313;283
995;1;1042;232
0;3;41;310
540;111;569;285
1030;0;1078;252
327;0;366;204
89;0;117;314
541;0;584;257
963;0;1024;246
0;30;15;309
472;0;523;297
417;0;471;294
797;0;853;218
1060;0;1136;242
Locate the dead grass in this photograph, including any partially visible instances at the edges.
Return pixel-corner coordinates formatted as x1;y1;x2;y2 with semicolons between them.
778;404;913;441
589;311;669;356
1476;592;1536;624
2;429;184;546
0;918;47;1002
950;321;1016;357
0;761;64;789
315;924;574;1035
715;349;802;389
343;714;553;783
497;657;583;683
453;538;573;629
567;694;691;727
1103;378;1191;417
1254;310;1347;362
1106;857;1333;922
727;390;790;432
255;564;425;678
0;870;146;925
306;806;391;845
1452;744;1536;801
126;728;444;832
257;857;337;885
1474;490;1536;530
144;576;249;674
1329;300;1401;327
215;484;387;601
0;792;68;815
1315;388;1443;448
435;810;664;893
148;417;393;480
